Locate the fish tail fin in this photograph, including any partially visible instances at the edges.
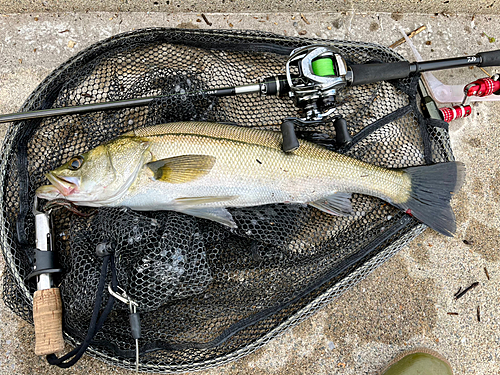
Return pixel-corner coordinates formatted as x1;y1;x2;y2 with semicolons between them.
395;161;465;237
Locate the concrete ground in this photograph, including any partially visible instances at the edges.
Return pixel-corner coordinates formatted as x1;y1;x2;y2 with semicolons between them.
0;10;499;375
1;0;500;16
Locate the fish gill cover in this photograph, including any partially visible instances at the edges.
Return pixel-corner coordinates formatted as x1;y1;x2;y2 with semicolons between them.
0;28;454;372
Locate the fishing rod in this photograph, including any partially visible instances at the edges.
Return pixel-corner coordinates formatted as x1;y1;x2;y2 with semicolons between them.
0;77;291;124
1;45;499;151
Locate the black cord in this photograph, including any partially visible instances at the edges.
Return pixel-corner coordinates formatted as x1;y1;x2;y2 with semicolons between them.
47;254;117;368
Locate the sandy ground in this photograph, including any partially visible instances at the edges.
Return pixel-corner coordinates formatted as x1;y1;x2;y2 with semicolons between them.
0;11;499;375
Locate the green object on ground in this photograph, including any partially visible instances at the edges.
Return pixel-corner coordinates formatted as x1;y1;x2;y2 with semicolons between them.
381;350;453;375
311;58;335;76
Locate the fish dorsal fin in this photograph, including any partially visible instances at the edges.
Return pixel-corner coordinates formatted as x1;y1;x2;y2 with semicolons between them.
309;192;353;216
146;155;216;183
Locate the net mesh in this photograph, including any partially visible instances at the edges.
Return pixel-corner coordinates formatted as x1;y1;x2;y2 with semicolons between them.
0;28;453;372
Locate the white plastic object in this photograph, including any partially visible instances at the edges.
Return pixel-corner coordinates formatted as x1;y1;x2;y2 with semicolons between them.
399;27;500;104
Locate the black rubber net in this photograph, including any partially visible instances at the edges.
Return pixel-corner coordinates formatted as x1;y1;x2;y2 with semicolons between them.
0;28;454;372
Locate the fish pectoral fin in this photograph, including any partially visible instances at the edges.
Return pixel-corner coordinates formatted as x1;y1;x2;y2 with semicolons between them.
177;207;237;228
175;196;238;205
309;192;353;216
146;155;216;183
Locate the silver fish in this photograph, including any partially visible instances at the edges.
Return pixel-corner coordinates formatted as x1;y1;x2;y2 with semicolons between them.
36;122;465;236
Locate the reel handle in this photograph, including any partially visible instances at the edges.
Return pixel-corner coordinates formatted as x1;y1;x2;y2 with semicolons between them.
33;288;65;355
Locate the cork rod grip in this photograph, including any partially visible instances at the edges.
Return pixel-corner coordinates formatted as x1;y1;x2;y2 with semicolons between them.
33;288;65;355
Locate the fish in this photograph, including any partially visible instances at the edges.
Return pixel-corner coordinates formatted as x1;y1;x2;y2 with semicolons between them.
35;121;465;236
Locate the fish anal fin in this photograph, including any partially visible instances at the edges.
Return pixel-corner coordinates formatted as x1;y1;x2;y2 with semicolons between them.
309;192;353;216
147;155;216;184
178;207;237;228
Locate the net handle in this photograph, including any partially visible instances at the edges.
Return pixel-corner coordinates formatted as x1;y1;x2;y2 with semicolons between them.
33;288;65;355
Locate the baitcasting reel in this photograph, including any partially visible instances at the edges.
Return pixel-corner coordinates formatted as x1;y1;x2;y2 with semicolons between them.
281;45;353;151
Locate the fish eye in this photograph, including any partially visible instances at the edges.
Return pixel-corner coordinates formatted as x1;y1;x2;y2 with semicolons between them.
68;156;84;170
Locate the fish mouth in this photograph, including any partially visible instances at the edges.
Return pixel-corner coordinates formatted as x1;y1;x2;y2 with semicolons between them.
35;184;64;200
45;173;80;196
